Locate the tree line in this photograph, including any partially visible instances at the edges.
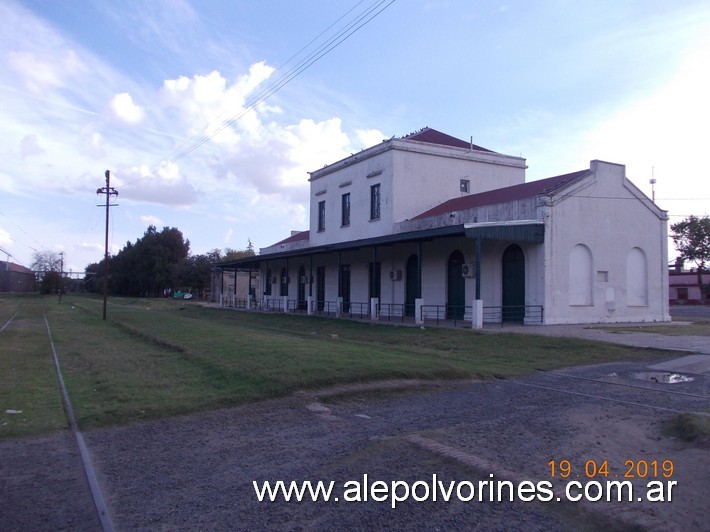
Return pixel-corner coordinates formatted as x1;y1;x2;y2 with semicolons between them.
31;225;255;297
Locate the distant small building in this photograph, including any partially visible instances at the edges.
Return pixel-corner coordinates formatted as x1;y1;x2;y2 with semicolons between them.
669;268;710;305
211;268;260;306
1;260;36;293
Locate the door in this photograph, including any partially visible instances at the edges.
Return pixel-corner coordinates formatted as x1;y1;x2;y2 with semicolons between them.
368;262;381;300
405;254;418;317
502;244;525;322
297;266;306;310
447;250;465;319
340;264;351;313
316;267;325;311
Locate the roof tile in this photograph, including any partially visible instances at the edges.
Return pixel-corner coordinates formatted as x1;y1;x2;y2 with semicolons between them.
412;169;590;220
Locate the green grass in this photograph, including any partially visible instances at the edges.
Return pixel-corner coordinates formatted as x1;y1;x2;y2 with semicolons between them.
595;319;710;336
0;293;679;440
662;413;710;443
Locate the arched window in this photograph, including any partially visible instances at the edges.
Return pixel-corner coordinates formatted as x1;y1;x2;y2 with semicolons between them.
569;244;593;306
627;247;648;306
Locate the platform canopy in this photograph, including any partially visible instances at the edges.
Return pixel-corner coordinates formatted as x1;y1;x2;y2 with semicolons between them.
463;220;544;243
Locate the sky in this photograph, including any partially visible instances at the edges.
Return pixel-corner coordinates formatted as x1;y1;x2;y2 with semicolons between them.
1;0;709;273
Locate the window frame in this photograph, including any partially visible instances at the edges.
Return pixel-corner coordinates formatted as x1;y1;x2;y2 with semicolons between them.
317;200;326;232
341;192;350;227
370;183;381;220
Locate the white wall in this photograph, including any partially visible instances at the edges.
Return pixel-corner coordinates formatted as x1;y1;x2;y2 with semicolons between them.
308;139;526;247
392;146;525;222
543;160;670;324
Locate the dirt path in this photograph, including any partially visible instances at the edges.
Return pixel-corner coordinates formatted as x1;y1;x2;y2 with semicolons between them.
2;355;706;530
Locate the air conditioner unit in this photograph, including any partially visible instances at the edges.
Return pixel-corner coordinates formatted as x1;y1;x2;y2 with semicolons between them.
300;275;308;284
389;270;402;281
462;263;475;278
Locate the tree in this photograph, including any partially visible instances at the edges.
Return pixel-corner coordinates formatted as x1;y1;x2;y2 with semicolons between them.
89;226;190;297
31;250;64;294
671;215;710;302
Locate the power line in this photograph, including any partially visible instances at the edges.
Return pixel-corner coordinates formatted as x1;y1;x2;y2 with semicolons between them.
122;0;397;189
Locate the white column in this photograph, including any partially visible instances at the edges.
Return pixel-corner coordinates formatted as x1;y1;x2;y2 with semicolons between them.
415;298;423;325
307;296;314;315
370;297;379;320
282;295;288;313
471;299;483;330
336;297;343;317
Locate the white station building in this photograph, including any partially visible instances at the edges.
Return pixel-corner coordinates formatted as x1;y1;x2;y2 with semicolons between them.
217;128;670;327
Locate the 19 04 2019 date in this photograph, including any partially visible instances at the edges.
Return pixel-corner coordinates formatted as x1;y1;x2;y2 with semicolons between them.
548;459;674;479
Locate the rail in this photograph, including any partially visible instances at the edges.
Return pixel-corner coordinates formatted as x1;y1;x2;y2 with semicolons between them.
420;305;470;327
377;303;407;323
483;305;544;325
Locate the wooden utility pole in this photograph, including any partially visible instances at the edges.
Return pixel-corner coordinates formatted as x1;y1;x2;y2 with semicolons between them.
96;170;118;320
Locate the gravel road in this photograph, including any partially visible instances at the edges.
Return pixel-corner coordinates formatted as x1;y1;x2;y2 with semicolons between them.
2;352;708;531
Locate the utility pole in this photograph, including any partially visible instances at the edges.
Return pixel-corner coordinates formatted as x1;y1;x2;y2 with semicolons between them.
97;170;118;320
58;251;64;304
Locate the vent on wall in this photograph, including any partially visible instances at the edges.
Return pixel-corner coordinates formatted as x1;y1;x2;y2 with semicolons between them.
462;263;475;277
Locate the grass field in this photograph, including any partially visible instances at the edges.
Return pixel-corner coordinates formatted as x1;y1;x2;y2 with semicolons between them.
598;319;710;336
0;293;677;440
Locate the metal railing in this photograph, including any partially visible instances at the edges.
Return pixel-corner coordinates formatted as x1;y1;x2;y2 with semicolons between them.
222;297;543;327
264;298;284;312
482;305;544;325
421;305;470;327
311;300;339;316
377;303;407;323
341;301;370;319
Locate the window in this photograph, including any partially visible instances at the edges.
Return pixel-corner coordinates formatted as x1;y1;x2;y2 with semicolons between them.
341;193;350;226
370;184;381;220
264;268;272;295
280;267;288;296
460;179;470;193
317;200;325;232
677;287;688;301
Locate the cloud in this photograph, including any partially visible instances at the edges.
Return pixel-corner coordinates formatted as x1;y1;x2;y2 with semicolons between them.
20;134;45;159
0;228;12;247
110;93;145;125
7;49;86;94
140;214;163;227
117;163;199;206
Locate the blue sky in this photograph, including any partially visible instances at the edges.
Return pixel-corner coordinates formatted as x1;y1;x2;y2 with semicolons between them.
1;0;709;273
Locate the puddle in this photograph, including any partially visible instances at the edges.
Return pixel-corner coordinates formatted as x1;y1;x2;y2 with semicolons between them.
631;371;694;384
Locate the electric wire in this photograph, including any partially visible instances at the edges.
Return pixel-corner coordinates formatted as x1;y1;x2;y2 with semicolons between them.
121;0;396;189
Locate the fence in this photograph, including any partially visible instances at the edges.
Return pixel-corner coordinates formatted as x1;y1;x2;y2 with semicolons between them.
482;305;544;325
223;298;543;327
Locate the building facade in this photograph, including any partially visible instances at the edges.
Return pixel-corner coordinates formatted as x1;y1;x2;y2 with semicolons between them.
1;260;36;293
219;128;670;326
669;270;710;305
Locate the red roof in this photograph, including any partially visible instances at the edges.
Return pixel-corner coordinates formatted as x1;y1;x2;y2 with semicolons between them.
1;261;33;274
402;127;494;152
270;230;310;247
413;169;590;220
